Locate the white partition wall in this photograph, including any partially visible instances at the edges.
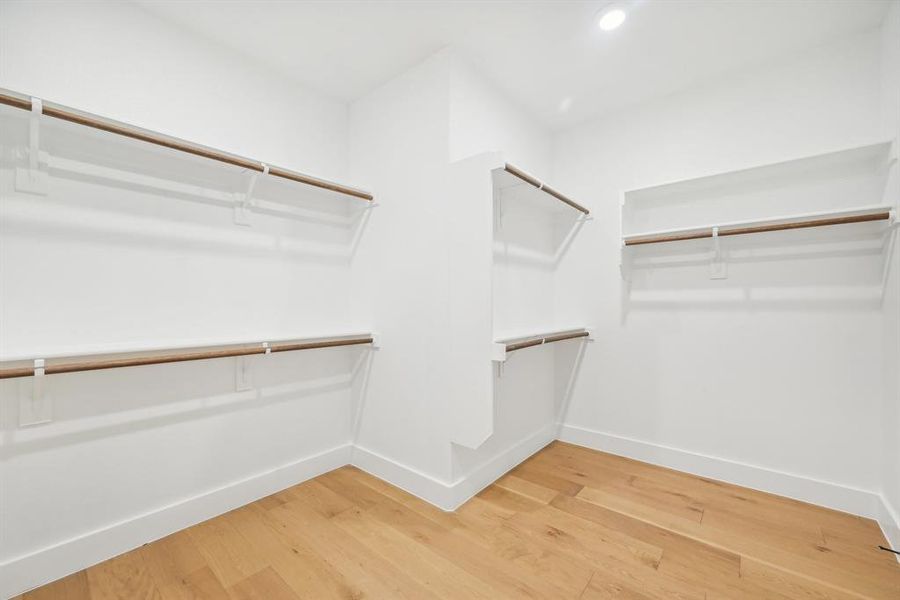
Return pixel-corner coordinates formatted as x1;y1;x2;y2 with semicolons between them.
349;52;588;506
447;152;497;451
447;153;592;487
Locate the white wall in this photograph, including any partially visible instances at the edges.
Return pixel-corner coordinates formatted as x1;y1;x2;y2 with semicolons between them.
449;56;551;175
0;2;360;597
553;29;890;517
348;50;455;484
879;0;900;550
0;1;347;182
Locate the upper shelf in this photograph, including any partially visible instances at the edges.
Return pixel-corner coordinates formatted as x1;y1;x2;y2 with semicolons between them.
0;332;375;379
624;204;894;246
493;163;589;216
621;141;897;246
622;140;897;246
0;88;373;205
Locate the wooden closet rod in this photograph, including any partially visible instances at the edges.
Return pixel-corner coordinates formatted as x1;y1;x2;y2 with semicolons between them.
506;330;590;353
0;336;374;379
0;89;373;202
624;211;891;246
504;163;590;215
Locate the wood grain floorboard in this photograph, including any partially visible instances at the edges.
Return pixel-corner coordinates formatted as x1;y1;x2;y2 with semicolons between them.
18;441;900;599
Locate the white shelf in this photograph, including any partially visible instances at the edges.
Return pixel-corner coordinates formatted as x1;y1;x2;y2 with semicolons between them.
623;204;894;245
0;91;372;222
0;330;375;363
492;327;592;362
621;140;895;237
492;163;589;217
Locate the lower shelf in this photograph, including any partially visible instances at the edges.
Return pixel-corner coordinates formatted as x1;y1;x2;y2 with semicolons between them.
492;327;592;362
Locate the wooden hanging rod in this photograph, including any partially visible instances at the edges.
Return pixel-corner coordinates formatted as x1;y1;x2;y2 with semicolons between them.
505;330;590;353
0;89;373;202
0;335;374;379
624;210;892;246
504;163;590;215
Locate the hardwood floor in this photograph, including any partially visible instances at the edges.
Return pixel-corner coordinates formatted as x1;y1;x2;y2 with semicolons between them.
17;441;900;599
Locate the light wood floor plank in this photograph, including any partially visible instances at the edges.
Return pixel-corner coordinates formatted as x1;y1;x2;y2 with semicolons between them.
156;566;230;600
21;441;899;599
264;494;441;599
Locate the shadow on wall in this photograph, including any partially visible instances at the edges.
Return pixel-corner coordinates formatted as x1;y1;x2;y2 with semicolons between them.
493;201;588;270
0;346;372;460
451;338;589;480
1;107;374;265
620;222;895;317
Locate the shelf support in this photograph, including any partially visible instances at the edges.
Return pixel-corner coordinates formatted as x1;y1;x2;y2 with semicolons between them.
491;342;508;364
15;97;49;195
234;356;253;391
710;226;727;279
234;164;269;226
19;359;52;427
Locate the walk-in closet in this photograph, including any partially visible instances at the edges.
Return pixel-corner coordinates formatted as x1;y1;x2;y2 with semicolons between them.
1;1;898;598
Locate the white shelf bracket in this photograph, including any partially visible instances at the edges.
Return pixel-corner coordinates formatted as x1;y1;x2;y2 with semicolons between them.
491;342;508;364
19;359;52;427
235;356;253;392
618;196;630;280
15;97;49;195
710;226;727;280
619;241;632;281
234;163;268;226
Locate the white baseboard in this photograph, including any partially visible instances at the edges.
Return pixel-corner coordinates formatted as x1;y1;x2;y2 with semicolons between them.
1;427;553;599
558;424;883;519
351;444;458;509
0;443;352;599
4;425;892;598
878;494;900;562
447;423;557;509
352;423;556;511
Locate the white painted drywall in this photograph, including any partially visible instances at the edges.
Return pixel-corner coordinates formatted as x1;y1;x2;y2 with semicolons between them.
448;56;551;175
348;50;456;482
448;56;567;483
552;29;889;513
0;2;361;597
350;49;564;491
879;0;900;549
0;1;348;182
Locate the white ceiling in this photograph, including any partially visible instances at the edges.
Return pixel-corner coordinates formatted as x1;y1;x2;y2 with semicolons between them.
135;0;890;130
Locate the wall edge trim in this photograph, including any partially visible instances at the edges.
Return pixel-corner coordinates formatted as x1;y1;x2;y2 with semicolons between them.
352;423;556;511
877;493;900;563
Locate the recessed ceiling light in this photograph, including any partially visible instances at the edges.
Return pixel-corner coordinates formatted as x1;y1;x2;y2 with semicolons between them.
597;6;626;31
